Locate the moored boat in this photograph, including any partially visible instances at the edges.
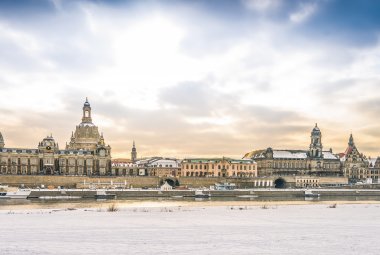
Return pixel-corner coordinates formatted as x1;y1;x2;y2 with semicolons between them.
39;196;82;200
304;190;320;197
95;190;116;199
237;195;258;198
171;195;184;198
0;189;31;199
194;190;211;198
214;182;236;191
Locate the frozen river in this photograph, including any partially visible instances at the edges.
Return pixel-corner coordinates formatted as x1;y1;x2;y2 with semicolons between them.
1;203;380;255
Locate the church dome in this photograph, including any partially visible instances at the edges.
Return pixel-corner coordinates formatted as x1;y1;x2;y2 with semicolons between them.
311;123;321;135
39;135;58;150
42;135;55;143
84;97;90;107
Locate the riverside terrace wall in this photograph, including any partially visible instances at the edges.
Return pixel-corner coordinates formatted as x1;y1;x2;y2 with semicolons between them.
27;189;304;198
0;175;348;188
0;176;277;188
0;175;160;188
0;175;272;188
178;177;261;188
27;189;380;199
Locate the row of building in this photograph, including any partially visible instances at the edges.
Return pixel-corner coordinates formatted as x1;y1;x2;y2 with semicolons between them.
111;124;380;183
112;157;257;178
0;99;379;183
243;124;380;183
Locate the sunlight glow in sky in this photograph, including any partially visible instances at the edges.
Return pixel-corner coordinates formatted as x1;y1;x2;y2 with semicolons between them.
0;0;380;158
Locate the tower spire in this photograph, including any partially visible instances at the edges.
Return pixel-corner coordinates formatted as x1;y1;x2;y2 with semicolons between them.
309;123;322;158
131;140;137;163
0;131;4;148
82;98;92;123
348;133;355;147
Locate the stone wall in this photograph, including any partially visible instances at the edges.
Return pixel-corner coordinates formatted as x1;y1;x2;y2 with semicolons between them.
0;175;160;188
0;175;348;188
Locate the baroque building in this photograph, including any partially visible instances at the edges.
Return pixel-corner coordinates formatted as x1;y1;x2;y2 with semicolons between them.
0;99;112;176
244;124;341;177
111;157;181;177
137;157;181;177
368;157;380;183
339;134;369;182
181;158;257;178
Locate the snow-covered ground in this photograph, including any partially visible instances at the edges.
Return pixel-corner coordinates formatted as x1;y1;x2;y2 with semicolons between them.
1;204;380;255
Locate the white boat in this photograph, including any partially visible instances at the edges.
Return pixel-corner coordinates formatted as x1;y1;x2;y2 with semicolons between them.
0;189;31;199
214;182;236;191
95;190;116;199
304;190;320;197
171;195;184;198
39;196;82;200
195;190;211;198
237;195;258;198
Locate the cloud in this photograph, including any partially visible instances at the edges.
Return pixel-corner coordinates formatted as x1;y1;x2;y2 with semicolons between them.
290;2;318;23
241;0;282;12
355;97;380;119
0;0;380;158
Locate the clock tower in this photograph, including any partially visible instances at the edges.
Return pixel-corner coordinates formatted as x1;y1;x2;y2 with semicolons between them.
309;123;323;158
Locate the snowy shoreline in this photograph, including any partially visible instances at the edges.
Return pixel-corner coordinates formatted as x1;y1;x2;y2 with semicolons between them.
1;199;380;212
1;203;380;255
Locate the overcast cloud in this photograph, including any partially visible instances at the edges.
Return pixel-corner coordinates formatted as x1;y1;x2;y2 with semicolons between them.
0;0;380;158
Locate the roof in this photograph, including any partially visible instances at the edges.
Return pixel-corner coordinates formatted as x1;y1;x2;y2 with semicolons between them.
273;150;308;159
182;158;255;164
322;151;339;160
243;150;265;159
251;149;339;160
1;148;39;154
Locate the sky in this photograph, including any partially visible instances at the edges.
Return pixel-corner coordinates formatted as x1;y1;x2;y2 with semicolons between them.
0;0;380;159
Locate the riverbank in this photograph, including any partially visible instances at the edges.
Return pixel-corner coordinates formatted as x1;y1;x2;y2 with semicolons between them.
1;198;380;211
25;188;380;199
1;203;379;255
